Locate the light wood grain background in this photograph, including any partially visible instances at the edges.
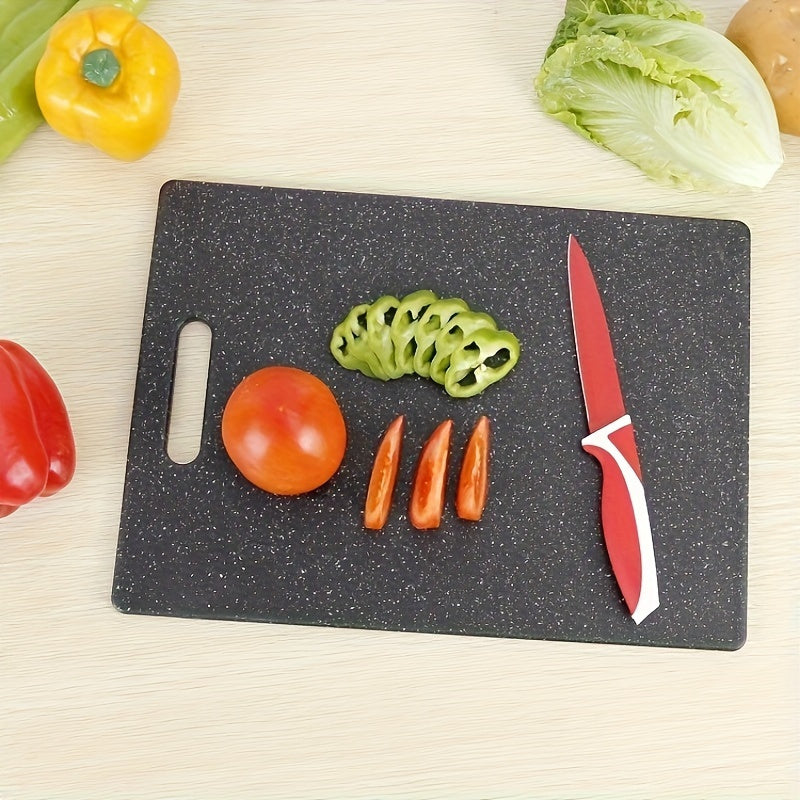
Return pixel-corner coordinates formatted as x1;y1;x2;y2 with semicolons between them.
1;2;798;798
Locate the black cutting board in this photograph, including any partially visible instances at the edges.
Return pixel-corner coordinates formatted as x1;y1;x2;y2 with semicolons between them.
112;180;749;650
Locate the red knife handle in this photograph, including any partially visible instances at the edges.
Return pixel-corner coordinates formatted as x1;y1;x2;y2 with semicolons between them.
581;415;659;624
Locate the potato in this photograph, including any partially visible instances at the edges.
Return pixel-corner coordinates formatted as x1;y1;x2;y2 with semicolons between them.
725;0;800;136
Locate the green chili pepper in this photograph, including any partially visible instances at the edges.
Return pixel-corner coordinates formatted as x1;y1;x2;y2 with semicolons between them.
0;0;78;73
444;328;521;398
329;303;385;380
390;289;438;375
0;0;148;165
0;0;32;32
411;298;470;378
365;295;406;379
429;311;497;386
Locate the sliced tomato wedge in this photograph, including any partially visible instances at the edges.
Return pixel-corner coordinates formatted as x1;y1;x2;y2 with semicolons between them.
409;419;453;530
455;415;491;521
364;415;406;530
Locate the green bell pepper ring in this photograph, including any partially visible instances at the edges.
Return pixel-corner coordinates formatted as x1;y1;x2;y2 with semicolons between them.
365;295;406;379
411;297;470;378
0;0;148;165
428;311;497;386
444;328;521;398
329;303;384;379
389;289;438;375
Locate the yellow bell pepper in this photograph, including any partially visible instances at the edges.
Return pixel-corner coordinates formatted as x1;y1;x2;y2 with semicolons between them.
34;6;179;160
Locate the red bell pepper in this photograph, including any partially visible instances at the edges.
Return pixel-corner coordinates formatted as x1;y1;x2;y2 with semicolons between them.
0;340;76;518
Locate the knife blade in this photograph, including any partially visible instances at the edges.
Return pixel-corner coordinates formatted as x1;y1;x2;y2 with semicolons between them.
567;235;659;624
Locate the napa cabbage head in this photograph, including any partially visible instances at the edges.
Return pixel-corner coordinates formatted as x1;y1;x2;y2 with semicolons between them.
535;0;783;191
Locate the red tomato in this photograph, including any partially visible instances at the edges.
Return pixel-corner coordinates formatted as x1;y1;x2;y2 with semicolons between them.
364;415;405;531
409;419;453;530
222;366;347;496
455;416;491;521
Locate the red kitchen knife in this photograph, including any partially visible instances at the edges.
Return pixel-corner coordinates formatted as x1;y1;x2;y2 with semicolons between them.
567;235;659;624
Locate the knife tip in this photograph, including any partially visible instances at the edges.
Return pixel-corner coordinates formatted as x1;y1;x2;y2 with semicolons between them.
567;234;583;262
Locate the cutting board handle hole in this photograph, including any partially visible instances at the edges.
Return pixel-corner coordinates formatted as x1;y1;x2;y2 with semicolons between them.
167;319;213;464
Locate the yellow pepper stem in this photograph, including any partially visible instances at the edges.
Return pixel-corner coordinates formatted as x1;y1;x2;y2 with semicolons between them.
81;47;120;87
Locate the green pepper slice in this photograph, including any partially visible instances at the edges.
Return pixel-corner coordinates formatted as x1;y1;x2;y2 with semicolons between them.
444;328;521;398
412;298;470;378
389;289;438;375
365;295;406;379
429;311;497;385
329;303;385;379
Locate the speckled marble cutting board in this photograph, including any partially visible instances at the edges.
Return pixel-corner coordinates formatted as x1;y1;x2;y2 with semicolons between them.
112;180;749;650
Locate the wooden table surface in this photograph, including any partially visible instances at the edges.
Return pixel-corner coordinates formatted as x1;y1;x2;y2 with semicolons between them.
2;2;798;798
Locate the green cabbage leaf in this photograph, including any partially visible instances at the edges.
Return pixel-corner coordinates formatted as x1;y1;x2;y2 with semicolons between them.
535;0;783;190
